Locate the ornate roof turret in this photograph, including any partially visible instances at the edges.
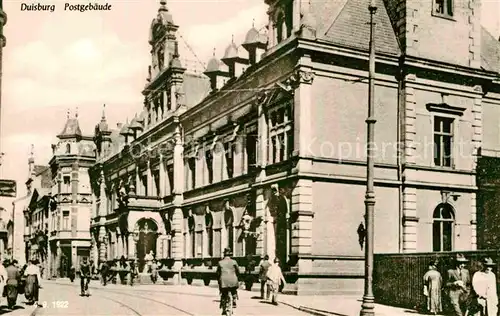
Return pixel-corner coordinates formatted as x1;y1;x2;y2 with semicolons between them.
242;21;267;50
119;120;133;137
58;109;82;139
129;114;143;132
157;0;173;26
169;41;184;70
222;36;239;61
97;104;110;133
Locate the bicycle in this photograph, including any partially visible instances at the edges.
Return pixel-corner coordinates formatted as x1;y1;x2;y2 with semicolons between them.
220;291;233;316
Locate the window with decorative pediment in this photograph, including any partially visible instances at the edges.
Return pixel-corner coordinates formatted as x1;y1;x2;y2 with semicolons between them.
62;210;69;231
433;116;454;168
268;99;294;164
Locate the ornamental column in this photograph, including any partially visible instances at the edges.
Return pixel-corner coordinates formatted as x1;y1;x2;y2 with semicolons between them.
146;159;153;196
291;63;315;172
159;153;166;197
171;126;185;283
99;226;107;262
257;95;268;180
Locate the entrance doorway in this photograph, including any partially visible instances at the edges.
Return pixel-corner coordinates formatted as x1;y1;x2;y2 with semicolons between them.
135;219;158;272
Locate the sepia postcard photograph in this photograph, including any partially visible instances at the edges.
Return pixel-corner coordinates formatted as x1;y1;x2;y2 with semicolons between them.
0;0;499;315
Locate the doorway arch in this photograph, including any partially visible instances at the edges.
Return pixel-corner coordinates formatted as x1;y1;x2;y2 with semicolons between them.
135;218;159;272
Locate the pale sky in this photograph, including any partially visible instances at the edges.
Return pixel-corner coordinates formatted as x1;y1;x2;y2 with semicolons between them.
0;0;499;208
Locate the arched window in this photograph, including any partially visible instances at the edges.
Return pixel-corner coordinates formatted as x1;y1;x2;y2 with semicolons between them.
433;203;455;251
188;216;195;258
66;143;71;154
224;209;234;253
205;213;214;257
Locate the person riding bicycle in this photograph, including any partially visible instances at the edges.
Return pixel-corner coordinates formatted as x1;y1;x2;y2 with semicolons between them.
79;258;91;296
216;248;240;315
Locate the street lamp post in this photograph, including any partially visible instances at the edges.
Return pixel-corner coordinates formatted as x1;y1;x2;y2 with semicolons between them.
360;1;377;316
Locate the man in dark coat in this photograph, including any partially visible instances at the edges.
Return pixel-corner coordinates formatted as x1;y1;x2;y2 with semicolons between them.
5;260;20;309
446;254;471;316
100;260;109;286
79;258;91;296
216;248;240;311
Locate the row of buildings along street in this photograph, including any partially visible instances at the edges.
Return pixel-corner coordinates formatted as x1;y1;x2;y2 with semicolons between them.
3;0;500;299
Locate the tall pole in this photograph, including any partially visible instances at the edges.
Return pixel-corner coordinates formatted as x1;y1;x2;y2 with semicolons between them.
360;1;377;316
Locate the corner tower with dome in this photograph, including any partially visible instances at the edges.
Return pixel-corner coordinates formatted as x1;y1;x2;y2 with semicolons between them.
44;111;96;278
89;0;500;295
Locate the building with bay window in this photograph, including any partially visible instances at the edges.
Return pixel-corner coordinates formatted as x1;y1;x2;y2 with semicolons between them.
89;0;500;294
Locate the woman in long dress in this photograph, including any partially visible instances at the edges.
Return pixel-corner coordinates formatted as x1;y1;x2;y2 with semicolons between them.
24;259;42;306
471;257;498;316
423;260;442;315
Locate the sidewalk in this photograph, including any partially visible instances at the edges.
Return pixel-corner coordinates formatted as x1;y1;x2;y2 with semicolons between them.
278;295;419;316
47;278;421;316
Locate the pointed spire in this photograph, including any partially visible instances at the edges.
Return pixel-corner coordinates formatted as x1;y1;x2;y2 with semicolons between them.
159;0;168;12
101;104;106;120
231;34;234;43
66;108;70;119
173;41;179;58
252;18;255;28
213;47;216;57
75;106;79;118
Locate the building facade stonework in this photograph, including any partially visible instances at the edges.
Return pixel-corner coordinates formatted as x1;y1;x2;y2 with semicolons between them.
89;0;500;294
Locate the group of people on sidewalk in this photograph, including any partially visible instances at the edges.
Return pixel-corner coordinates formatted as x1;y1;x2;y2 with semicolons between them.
423;254;498;316
0;258;42;309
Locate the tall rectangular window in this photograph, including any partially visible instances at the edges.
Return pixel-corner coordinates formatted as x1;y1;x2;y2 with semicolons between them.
188;158;196;189
141;174;148;196
167;164;174;194
268;100;293;164
224;142;234;179
63;176;70;194
62;211;70;230
434;0;453;17
434;116;454;167
205;150;213;185
153;169;160;196
246;124;258;171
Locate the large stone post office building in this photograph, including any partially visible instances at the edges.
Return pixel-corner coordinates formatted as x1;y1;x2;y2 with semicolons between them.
89;0;500;294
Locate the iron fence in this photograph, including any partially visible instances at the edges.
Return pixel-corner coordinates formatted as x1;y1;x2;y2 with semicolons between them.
374;250;500;311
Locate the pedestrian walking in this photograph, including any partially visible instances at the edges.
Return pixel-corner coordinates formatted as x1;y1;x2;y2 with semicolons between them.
423;259;442;315
79;257;91;296
258;255;271;299
0;258;7;307
100;260;109;286
446;254;471;316
24;259;42;306
470;257;498;316
266;258;286;306
129;261;138;286
244;254;256;291
69;265;75;282
150;259;158;284
4;259;20;309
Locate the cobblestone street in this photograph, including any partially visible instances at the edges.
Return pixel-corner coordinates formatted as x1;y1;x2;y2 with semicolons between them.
31;280;311;315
